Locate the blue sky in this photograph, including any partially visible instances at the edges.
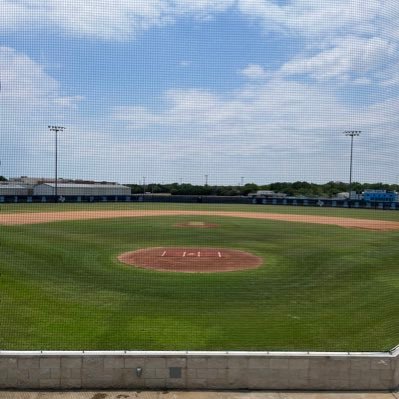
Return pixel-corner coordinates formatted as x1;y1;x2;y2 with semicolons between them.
1;0;399;185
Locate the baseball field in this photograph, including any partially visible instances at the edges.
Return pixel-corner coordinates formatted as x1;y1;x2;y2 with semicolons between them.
0;202;398;351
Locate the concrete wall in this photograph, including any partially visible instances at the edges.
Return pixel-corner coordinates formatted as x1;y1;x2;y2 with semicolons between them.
0;349;398;391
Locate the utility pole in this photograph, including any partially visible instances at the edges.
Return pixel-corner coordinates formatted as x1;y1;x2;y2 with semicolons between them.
344;131;361;201
205;175;208;186
48;126;65;200
143;177;146;194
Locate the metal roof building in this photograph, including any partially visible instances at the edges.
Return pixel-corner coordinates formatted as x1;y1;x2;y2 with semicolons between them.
0;184;29;196
33;183;131;197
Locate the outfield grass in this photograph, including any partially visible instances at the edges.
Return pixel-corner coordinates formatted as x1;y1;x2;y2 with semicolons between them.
1;208;398;351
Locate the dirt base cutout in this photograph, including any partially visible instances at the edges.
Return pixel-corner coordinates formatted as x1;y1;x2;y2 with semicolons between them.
118;247;263;273
174;221;219;228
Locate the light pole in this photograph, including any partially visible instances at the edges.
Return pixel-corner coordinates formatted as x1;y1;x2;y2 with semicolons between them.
205;174;208;186
344;130;361;201
48;126;65;200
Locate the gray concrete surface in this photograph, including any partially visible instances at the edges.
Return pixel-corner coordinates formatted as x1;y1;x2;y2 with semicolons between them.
1;350;398;391
0;391;398;398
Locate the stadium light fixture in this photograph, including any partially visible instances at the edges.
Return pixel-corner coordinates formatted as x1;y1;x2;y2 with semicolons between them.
344;131;361;201
48;126;65;200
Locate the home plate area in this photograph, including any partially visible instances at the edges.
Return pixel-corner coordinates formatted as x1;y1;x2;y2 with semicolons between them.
118;247;263;273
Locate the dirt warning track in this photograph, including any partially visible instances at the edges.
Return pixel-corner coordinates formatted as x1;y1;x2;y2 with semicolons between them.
0;209;399;231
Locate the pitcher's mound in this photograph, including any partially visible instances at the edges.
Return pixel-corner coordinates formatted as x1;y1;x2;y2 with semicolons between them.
175;221;219;228
118;247;262;273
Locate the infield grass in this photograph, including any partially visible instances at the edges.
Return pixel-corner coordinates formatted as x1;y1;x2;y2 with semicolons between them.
1;206;398;351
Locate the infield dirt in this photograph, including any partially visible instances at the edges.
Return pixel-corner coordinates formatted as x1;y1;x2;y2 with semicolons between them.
1;209;399;231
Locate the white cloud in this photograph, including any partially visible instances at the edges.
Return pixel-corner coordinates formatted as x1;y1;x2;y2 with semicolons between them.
108;77;399;183
1;2;398;183
180;60;192;67
238;0;383;38
172;0;235;14
240;64;270;79
113;79;399;150
0;0;235;40
1;0;397;91
1;0;395;43
279;36;397;82
236;1;399;88
4;73;398;183
236;1;399;86
0;46;82;109
239;36;398;85
0;46;58;104
0;0;397;48
0;47;84;179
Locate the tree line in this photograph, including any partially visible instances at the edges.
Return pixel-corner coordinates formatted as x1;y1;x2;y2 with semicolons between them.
128;181;399;198
2;176;396;198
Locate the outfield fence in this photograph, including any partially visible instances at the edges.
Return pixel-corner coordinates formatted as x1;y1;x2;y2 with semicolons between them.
0;195;398;210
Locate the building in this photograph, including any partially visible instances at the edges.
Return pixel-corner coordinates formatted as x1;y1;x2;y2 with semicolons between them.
251;190;287;198
349;191;363;200
255;190;275;197
33;183;131;197
336;192;350;199
8;177;55;185
0;184;29;196
363;190;398;202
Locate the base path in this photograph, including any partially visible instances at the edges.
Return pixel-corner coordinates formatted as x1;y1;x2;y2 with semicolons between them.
118;247;263;273
1;210;399;231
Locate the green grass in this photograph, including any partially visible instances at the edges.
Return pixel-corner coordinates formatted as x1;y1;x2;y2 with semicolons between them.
0;205;398;351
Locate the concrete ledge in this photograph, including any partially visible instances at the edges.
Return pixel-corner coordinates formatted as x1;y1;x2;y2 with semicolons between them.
0;349;398;390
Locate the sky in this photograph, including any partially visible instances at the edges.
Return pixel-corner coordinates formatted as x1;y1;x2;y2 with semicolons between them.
1;0;399;185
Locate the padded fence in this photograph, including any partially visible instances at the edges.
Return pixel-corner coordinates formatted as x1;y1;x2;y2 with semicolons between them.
1;195;399;210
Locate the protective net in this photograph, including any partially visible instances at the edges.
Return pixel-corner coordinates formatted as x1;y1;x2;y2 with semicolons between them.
0;1;398;353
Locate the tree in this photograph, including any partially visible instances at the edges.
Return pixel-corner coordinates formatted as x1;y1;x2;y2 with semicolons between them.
129;184;144;194
240;183;258;196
